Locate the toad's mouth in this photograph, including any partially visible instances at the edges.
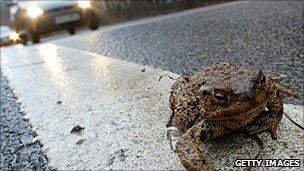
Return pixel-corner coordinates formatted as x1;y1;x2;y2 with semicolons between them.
206;100;268;121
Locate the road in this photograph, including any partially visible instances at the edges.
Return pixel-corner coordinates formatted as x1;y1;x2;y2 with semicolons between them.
1;1;303;170
52;0;303;105
1;75;48;170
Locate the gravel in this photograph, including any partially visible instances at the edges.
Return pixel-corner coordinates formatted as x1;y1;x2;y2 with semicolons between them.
54;1;304;105
0;74;48;170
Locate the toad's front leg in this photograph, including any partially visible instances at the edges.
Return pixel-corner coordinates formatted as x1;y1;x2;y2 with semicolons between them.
175;120;227;171
243;79;285;140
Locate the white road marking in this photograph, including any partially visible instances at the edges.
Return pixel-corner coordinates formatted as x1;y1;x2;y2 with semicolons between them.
1;44;181;170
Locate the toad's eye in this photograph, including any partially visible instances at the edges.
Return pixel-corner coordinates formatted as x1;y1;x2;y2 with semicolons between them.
213;92;229;105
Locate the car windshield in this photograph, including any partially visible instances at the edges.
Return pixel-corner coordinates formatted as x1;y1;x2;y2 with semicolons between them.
0;26;11;39
18;1;77;10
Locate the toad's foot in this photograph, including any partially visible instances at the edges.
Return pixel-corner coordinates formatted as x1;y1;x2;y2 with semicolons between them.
176;135;213;171
167;128;180;152
175;120;229;171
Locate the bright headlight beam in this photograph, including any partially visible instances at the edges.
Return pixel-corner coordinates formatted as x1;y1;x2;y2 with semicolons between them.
9;31;19;41
27;5;44;18
78;1;91;9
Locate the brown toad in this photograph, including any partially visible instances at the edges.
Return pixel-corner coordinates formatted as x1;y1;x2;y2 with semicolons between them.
166;62;295;170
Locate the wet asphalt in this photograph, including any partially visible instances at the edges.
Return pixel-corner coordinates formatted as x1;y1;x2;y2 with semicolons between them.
0;1;303;169
54;1;304;105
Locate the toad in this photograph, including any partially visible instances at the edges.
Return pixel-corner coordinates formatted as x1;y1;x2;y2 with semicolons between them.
166;62;295;170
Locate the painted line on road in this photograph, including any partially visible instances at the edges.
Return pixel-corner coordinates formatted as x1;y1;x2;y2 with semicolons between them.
1;43;181;170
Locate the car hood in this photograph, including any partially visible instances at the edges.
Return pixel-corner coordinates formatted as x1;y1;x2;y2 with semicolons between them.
18;1;77;10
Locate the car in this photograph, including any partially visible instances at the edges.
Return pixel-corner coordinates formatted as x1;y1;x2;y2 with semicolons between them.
7;0;99;44
0;25;25;47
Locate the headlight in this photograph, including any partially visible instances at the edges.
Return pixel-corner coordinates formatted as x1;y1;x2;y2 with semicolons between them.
78;1;91;9
9;31;19;41
27;5;44;19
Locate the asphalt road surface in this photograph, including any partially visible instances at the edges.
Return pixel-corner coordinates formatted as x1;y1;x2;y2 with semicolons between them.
53;1;303;105
0;75;48;170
